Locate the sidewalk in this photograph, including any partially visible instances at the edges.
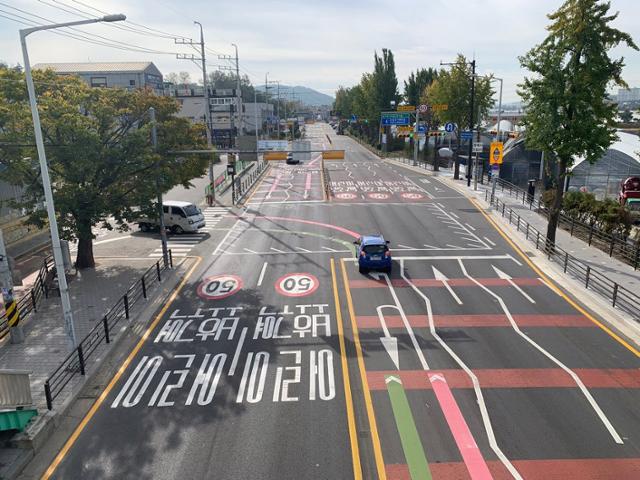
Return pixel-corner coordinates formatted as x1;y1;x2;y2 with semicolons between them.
0;258;157;411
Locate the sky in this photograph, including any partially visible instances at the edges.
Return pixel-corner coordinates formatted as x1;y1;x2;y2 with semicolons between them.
1;0;639;104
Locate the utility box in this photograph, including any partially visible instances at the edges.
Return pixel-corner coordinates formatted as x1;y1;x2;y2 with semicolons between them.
60;240;72;272
237;135;257;162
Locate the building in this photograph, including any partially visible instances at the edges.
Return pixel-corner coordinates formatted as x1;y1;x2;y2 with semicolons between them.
243;102;274;135
32;62;164;94
617;88;640;103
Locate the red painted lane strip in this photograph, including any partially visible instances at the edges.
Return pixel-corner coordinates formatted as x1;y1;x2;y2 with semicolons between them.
387;458;640;480
267;174;281;196
349;278;541;288
260;216;360;238
429;373;492;479
356;314;593;328
367;369;640;390
307;155;321;166
305;172;312;192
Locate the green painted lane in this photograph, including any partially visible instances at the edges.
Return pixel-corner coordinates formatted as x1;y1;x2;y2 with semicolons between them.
385;375;432;480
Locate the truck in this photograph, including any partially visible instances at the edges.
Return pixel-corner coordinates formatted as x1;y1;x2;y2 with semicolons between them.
137;200;205;234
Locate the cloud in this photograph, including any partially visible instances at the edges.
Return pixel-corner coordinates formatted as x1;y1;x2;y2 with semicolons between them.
1;0;638;103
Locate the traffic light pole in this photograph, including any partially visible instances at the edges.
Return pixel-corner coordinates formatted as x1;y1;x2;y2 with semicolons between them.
413;110;419;166
466;59;476;187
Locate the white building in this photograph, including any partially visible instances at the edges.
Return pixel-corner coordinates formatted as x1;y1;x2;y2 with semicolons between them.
617;88;640;103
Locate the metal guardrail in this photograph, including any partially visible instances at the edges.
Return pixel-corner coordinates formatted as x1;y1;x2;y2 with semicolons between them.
233;160;268;204
486;191;640;323
44;252;173;410
490;176;640;270
0;255;55;339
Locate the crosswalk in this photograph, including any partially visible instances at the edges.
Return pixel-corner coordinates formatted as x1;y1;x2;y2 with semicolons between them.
148;207;231;258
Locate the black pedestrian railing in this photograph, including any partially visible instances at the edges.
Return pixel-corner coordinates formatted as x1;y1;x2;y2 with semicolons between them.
44;252;173;410
486;191;640;323
0;255;55;339
489;177;640;270
233;160;268;204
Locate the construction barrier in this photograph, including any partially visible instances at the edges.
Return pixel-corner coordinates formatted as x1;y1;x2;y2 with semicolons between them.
321;150;345;160
264;152;288;161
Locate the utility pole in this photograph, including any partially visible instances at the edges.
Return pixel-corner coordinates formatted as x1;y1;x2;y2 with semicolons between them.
265;73;269;138
176;22;214;199
149;107;169;267
413;109;419;166
232;44;242;136
466;59;476;187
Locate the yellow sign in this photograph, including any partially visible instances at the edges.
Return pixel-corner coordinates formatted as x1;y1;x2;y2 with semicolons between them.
490;141;504;165
264;152;287;161
397;126;413;136
431;104;448;111
397;105;415;112
322;150;345;160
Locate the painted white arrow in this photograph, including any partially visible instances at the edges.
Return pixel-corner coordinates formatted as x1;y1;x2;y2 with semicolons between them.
432;267;463;305
376;305;400;369
372;271;430;370
429;373;446;383
385;375;402;385
492;265;536;304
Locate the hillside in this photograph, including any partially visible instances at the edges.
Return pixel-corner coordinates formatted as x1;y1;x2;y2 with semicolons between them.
255;84;333;107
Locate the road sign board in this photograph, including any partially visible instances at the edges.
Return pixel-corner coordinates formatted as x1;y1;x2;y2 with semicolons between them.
417;124;427;133
226;164;236;175
275;273;319;297
431;104;448;111
197;274;243;300
444;122;455;133
418;104;429;113
381;112;410;126
460;131;473;140
490;141;504;165
397;105;415;112
397;126;413;136
472;142;483;153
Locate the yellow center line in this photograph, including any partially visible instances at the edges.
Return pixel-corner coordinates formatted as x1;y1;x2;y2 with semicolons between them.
340;258;388;480
330;258;362;480
470;197;640;357
42;256;203;479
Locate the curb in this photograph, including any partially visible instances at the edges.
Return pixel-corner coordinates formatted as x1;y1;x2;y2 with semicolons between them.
1;258;196;480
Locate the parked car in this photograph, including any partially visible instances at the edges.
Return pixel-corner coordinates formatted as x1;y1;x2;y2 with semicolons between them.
286;152;299;165
137;200;205;234
354;234;392;274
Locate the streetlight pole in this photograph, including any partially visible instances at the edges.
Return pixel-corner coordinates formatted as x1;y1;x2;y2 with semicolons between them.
231;43;242;137
466;59;476;187
194;21;214;201
490;77;503;205
20;13;126;350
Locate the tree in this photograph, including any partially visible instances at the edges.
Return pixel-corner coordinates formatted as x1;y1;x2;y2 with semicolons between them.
207;71;255;101
422;55;494;177
178;71;191;85
619;109;633;123
372;49;400;112
519;0;638;245
0;66;208;268
164;72;179;84
404;67;438;106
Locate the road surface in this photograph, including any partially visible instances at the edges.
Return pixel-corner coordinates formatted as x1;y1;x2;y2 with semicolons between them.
40;123;640;480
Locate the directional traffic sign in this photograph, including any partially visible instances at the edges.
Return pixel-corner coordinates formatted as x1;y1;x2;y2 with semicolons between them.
472;142;483;153
381;112;410;126
417;124;427;133
397;105;415;112
444;122;455;133
490;141;504;165
460;131;473;140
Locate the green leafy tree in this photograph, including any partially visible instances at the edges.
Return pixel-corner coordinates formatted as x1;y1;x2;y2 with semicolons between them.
404;67;438;106
518;0;638;245
422;55;494;177
619;109;633;123
0;67;208;268
372;49;400;112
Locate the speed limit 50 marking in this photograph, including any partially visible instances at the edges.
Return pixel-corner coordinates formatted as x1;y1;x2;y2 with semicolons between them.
275;273;319;297
197;274;243;300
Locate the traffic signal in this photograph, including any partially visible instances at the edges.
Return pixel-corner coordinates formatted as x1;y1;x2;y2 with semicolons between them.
508;132;519;139
428;131;445;137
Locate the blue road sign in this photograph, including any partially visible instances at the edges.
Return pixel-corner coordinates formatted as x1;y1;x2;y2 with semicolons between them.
381;113;410;126
417;124;427;133
351;114;357;121
460;131;473;140
444;122;455;133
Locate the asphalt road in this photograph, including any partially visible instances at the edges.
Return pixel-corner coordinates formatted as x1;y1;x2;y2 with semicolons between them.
41;123;640;480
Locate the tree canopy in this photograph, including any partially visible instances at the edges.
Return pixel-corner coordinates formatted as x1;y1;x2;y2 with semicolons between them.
404;67;438;106
518;0;637;243
0;66;208;268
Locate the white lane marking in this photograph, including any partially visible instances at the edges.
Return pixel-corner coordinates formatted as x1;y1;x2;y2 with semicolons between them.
458;259;624;445
93;235;132;246
397;244;414;250
154;247;192;252
214;218;243;255
343;254;520;262
321;246;338;252
465;223;477;231
243;248;258;254
449;212;460;219
484;237;497;247
446;244;463;249
432;267;463;305
400;259;523;479
270;247;286;253
295;247;312;253
228;327;248;376
492;266;536;304
149;252;187;257
375;305;400;369
257;262;268;287
370;271;430;370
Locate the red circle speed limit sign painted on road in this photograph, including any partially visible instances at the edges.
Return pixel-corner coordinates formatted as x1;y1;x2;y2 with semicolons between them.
275;273;319;297
335;192;357;200
368;192;390;200
401;192;424;200
197;274;243;300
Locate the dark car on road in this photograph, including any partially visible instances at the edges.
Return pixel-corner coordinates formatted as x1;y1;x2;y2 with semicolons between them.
286;152;299;165
354;234;392;274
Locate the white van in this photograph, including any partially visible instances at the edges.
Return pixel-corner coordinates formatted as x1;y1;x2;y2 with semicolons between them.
138;200;205;234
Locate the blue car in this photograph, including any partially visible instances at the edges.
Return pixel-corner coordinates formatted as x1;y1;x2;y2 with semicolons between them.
354;234;392;274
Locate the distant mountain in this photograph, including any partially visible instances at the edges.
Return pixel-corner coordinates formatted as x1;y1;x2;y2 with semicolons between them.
255;85;334;107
